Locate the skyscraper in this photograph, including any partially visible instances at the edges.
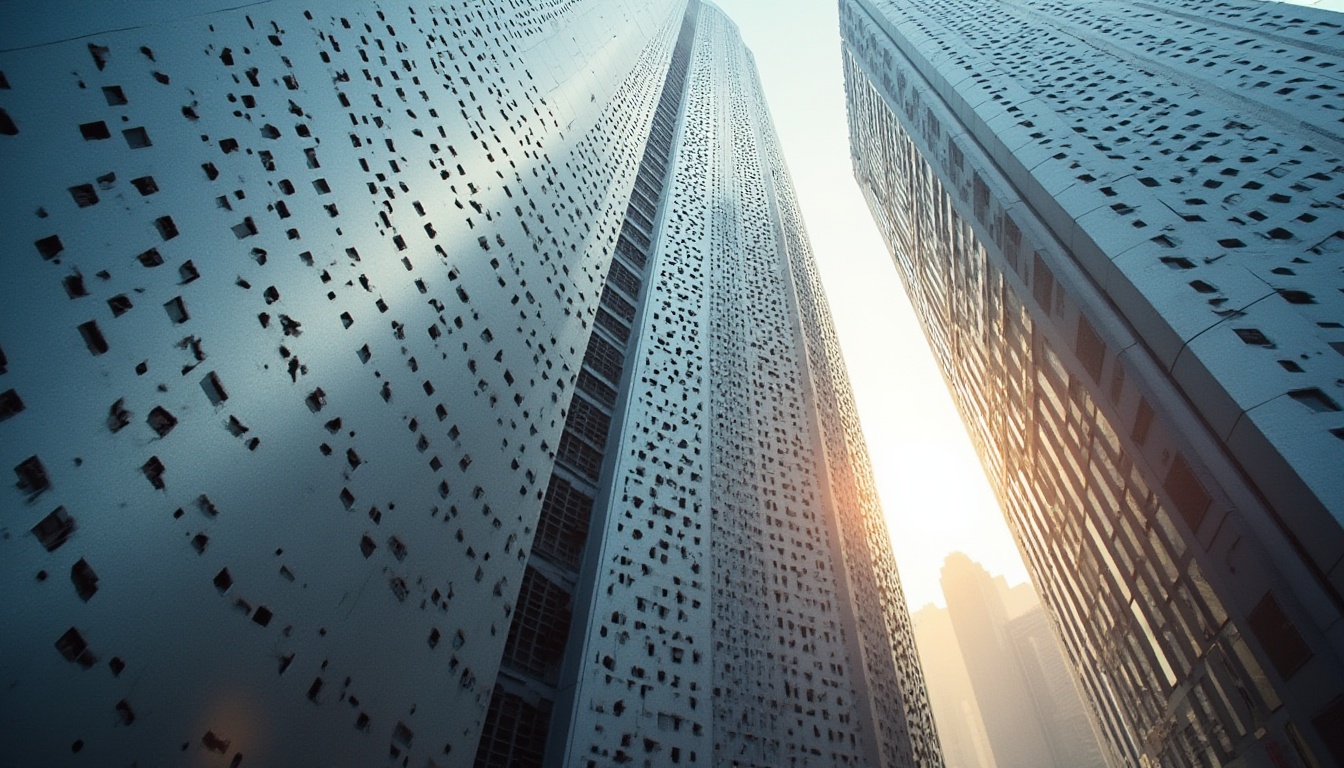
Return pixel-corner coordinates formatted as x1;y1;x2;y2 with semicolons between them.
1006;598;1110;768
940;554;1056;768
0;1;940;767
911;602;996;768
940;553;1108;768
841;0;1344;766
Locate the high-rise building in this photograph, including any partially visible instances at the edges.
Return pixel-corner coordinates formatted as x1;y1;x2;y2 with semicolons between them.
841;0;1344;766
940;554;1057;768
0;1;941;767
911;602;996;768
940;554;1108;768
1005;597;1110;768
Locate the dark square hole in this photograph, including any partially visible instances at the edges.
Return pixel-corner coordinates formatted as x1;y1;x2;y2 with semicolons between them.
16;455;51;495
123;127;151;148
142;456;166;489
80;121;111;140
131;176;158;195
155;216;179;240
69;184;99;207
31;507;76;551
1289;388;1341;413
35;235;64;260
213;568;233;593
107;294;133;317
78;320;109;354
55;627;95;667
1234;328;1272;346
101;86;127;106
163;297;189;324
0;389;25;421
200;371;228;405
147;406;177;436
71;559;98;601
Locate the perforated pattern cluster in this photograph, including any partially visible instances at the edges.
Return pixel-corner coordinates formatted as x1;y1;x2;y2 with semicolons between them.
553;5;939;768
559;6;715;765
0;1;942;765
0;0;682;765
702;13;889;768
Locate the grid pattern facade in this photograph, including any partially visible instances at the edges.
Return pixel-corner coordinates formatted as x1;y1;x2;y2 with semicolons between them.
502;567;573;684
842;0;1344;766
474;688;553;768
532;475;596;572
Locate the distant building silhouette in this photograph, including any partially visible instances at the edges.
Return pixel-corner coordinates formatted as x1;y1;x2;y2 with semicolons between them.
941;554;1057;768
941;554;1108;768
913;602;997;768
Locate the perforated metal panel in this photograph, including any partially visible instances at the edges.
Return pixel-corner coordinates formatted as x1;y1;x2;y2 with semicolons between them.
0;1;939;766
551;6;941;768
0;1;684;764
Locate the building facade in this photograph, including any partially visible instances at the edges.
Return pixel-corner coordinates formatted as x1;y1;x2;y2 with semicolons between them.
841;0;1344;766
0;1;940;766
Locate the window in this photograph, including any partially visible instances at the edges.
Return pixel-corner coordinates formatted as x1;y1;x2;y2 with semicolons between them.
79;121;111;140
122;127;151;148
1234;327;1272;346
1289;388;1341;413
474;687;552;768
533;476;594;571
1248;592;1312;679
500;566;572;683
1163;454;1210;531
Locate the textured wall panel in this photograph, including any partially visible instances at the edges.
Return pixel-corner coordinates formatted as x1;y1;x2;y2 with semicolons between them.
0;1;680;764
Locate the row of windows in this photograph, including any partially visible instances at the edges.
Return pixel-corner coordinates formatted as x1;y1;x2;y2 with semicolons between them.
477;3;700;763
